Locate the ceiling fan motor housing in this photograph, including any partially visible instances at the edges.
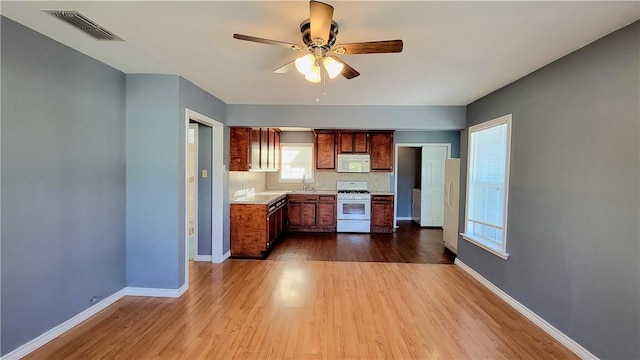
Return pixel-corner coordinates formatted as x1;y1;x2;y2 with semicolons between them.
300;19;339;48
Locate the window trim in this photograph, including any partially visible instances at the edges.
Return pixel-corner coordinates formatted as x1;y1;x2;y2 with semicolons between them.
462;114;512;260
278;142;314;182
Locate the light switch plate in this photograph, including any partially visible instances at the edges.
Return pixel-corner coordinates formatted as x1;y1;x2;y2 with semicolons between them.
202;170;208;178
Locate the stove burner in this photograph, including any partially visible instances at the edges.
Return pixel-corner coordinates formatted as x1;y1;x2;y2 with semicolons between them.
337;190;370;194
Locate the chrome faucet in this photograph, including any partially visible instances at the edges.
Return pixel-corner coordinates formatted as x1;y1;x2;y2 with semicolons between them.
302;175;307;191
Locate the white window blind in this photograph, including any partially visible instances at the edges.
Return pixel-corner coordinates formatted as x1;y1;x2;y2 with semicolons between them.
280;144;313;180
463;114;512;259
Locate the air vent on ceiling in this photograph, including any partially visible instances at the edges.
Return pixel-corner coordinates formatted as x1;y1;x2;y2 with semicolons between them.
43;10;123;41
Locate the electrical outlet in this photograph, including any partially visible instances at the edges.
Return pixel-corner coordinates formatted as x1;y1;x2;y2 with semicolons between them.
89;296;99;305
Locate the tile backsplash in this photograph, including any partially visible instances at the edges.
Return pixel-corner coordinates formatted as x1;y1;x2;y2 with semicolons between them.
229;171;266;198
266;171;391;191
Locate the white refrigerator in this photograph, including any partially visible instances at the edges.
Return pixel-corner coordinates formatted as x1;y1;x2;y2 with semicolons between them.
443;159;460;253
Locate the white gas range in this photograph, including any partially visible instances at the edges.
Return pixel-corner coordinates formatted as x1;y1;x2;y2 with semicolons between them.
336;181;371;233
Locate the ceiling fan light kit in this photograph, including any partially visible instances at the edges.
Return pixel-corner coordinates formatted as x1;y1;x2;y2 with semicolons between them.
322;57;343;79
233;0;403;95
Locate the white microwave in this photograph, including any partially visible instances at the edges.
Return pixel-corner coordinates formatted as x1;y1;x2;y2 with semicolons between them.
337;154;370;173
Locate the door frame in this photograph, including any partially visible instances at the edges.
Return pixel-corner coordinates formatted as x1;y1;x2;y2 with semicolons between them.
183;109;225;286
393;143;451;228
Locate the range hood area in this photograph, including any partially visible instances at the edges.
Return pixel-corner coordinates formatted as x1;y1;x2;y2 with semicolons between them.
337;154;370;173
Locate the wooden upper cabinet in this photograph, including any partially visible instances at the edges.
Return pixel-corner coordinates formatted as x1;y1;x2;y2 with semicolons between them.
370;131;394;172
314;130;336;170
229;128;251;171
260;128;268;170
251;128;261;170
229;127;280;171
338;131;369;154
266;128;276;170
273;130;280;171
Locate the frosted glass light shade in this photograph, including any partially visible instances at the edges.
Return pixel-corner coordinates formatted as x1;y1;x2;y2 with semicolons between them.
323;57;344;79
295;54;315;75
304;64;321;83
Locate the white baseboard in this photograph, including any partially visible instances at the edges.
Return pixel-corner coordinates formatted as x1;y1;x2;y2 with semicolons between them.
213;250;231;264
1;288;127;360
396;217;413;221
454;259;598;360
2;284;190;359
194;254;212;262
125;283;188;298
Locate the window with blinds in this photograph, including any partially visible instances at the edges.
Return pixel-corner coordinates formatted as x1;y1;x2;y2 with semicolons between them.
463;114;512;259
280;144;313;181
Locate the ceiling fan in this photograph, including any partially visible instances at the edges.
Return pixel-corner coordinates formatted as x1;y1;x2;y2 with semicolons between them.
233;0;403;83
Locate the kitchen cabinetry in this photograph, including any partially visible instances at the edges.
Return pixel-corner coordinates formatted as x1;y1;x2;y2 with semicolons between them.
229;127;280;171
287;194;336;232
251;128;261;170
229;127;252;171
338;131;369;154
231;197;287;257
371;194;394;233
314;130;337;170
313;129;394;172
269;129;280;171
370;131;394;171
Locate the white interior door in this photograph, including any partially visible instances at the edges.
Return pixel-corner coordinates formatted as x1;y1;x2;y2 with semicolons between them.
421;146;448;226
443;158;460;251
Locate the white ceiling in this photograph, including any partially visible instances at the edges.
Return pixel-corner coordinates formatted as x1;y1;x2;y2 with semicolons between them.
1;1;638;106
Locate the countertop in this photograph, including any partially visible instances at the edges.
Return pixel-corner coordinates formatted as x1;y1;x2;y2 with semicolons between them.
230;192;287;205
369;191;395;196
231;190;394;204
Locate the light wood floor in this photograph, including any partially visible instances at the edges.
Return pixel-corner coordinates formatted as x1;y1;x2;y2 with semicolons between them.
25;260;577;360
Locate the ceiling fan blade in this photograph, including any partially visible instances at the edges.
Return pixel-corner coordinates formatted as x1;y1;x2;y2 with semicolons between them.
333;40;403;54
309;1;334;45
233;34;304;51
274;60;296;74
331;56;360;79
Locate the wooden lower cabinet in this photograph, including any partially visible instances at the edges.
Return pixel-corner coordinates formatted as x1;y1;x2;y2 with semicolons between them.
287;194;336;232
317;200;336;227
371;195;394;233
231;197;287;258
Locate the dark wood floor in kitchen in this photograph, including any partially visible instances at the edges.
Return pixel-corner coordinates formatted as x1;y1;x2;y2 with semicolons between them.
267;220;455;264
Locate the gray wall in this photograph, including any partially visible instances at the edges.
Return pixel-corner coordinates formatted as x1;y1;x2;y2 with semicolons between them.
126;75;228;290
197;124;213;256
397;148;421;217
178;77;229;271
228;105;465;130
459;21;639;359
126;75;181;289
1;17;126;356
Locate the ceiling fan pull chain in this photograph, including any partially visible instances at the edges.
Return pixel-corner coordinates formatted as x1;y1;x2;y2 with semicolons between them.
323;66;327;97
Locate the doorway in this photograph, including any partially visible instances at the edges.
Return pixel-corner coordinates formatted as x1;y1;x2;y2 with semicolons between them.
183;109;225;288
188;122;214;262
188;123;198;261
393;143;451;228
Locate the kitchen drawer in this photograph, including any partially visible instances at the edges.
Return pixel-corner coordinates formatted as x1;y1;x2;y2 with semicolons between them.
288;194;319;202
318;195;336;203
